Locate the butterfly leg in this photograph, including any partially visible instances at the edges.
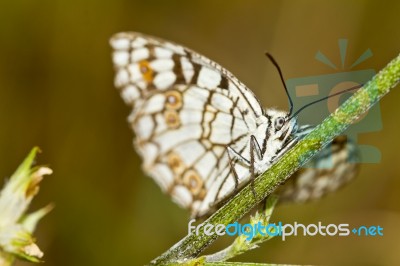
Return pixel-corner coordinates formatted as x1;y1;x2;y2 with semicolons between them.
273;124;313;161
227;146;251;165
210;146;249;209
273;137;298;161
250;135;263;199
227;146;250;192
226;136;262;199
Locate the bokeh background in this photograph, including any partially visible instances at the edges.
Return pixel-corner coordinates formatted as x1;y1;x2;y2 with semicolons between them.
1;1;399;265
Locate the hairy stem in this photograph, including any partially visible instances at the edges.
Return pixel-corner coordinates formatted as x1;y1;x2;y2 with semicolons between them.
150;54;400;265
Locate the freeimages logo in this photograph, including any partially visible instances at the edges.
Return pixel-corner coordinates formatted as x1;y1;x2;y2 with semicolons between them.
286;39;382;166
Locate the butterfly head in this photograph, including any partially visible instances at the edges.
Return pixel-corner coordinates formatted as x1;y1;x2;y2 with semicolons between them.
265;108;297;145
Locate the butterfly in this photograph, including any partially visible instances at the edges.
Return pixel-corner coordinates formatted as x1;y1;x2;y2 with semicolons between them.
110;32;359;218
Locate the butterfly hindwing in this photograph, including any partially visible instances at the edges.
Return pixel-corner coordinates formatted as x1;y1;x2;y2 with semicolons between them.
278;136;359;202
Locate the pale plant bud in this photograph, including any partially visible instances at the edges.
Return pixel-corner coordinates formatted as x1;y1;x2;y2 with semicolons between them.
0;148;52;265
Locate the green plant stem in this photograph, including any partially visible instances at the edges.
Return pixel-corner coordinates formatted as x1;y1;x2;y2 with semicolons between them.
204;195;278;262
150;54;400;265
204;263;299;266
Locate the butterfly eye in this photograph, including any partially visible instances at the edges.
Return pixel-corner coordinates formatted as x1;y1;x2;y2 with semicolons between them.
275;117;285;131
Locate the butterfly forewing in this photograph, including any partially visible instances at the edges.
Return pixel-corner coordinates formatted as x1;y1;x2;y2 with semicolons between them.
111;32;265;217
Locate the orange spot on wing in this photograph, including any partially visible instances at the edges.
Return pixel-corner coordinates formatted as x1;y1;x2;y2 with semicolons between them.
183;170;204;195
165;90;183;110
164;110;180;129
168;152;185;175
139;60;154;82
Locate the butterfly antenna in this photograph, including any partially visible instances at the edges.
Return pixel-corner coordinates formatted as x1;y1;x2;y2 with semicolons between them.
289;83;363;120
265;52;293;116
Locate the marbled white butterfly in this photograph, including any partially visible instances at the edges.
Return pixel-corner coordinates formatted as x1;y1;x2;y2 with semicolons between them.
110;32;358;218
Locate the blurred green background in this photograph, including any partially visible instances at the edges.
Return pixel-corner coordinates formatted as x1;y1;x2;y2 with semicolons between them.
1;1;399;265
